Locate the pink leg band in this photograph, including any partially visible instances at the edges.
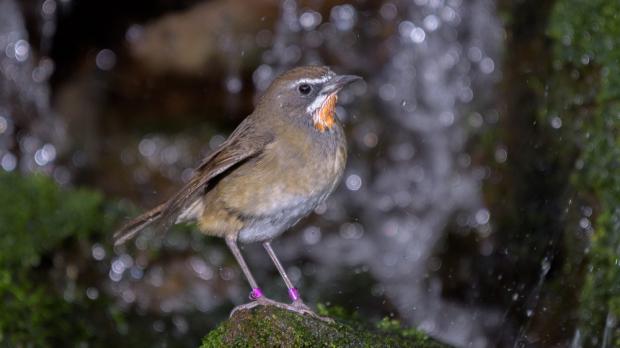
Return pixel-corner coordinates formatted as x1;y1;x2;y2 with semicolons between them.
288;287;300;302
250;288;263;300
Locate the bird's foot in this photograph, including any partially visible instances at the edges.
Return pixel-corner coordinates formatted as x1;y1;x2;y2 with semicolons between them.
230;296;283;317
290;299;334;323
230;297;333;323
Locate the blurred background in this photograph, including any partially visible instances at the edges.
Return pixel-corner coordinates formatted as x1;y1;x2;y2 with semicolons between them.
1;0;619;347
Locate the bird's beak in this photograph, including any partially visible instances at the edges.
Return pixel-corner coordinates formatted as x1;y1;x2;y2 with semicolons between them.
320;74;362;95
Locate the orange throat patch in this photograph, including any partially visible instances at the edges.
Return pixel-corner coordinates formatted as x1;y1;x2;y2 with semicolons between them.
313;94;337;132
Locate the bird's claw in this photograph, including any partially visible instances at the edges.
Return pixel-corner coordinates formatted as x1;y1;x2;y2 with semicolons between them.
230;297;333;323
291;299;334;323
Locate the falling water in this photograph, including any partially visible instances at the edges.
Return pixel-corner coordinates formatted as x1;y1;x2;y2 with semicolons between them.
0;0;64;175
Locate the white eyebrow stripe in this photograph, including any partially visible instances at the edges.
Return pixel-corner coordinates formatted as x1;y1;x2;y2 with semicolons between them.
291;73;335;87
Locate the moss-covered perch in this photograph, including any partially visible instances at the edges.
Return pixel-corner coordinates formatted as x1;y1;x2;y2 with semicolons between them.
201;305;449;348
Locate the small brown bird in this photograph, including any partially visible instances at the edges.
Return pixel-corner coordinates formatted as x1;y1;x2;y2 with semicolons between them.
113;66;361;318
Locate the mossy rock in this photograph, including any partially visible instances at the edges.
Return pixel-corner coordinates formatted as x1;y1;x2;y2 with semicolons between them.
201;305;449;348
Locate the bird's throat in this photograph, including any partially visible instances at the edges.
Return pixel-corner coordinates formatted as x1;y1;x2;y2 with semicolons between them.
313;94;337;132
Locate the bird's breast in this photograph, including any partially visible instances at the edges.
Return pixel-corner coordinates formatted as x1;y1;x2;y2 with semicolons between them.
217;126;346;218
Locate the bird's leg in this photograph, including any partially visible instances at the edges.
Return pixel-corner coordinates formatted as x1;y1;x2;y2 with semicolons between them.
225;237;321;318
225;236;276;316
263;241;332;322
225;237;331;321
262;241;303;304
225;236;263;299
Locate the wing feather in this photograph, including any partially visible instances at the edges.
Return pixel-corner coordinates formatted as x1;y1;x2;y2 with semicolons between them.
113;116;274;245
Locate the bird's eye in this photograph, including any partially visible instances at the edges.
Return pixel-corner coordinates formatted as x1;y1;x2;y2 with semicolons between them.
298;84;312;95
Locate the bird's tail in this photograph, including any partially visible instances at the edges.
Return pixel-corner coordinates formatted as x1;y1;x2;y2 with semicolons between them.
113;203;166;246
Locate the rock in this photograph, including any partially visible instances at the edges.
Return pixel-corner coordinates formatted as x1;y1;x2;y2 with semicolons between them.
201;305;450;348
129;0;279;75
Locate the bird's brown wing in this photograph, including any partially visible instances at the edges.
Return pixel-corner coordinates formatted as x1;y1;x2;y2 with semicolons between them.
113;117;274;246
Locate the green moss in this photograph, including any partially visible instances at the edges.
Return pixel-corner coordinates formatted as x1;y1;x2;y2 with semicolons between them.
0;172;104;269
548;0;620;346
200;305;449;348
0;172;105;347
0;269;80;346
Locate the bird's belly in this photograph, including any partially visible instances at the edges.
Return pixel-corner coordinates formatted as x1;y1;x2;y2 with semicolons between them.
233;164;338;243
237;195;321;243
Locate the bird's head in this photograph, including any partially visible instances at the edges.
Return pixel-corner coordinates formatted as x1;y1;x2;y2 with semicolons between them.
258;66;361;132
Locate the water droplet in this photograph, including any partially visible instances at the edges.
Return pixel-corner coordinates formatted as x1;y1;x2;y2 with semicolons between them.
579;218;591;229
125;24;144;43
345;173;362;191
138;138;157;157
550;116;562;129
379;3;398;20
14;40;30;62
41;0;57;17
410;27;426;43
86;287;99;300
91;244;106;260
580;54;590;65
439;111;455;126
95;49;116;71
468;112;483;127
189;256;213;280
225;76;242;94
299;10;322;30
475;209;490;225
468;47;482;62
398;20;414;38
252;64;274;91
303;226;322;245
1;153;17;171
330;4;357;31
34;143;56;166
480;57;495;74
495;146;508;163
111;259;126;274
423;15;440;31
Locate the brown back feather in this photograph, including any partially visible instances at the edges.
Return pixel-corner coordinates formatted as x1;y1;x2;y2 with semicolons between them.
112;116;274;246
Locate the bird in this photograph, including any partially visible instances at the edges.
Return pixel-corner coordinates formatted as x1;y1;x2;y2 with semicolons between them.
113;66;361;319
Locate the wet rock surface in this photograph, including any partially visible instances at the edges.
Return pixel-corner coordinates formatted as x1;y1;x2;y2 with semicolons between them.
201;305;449;348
